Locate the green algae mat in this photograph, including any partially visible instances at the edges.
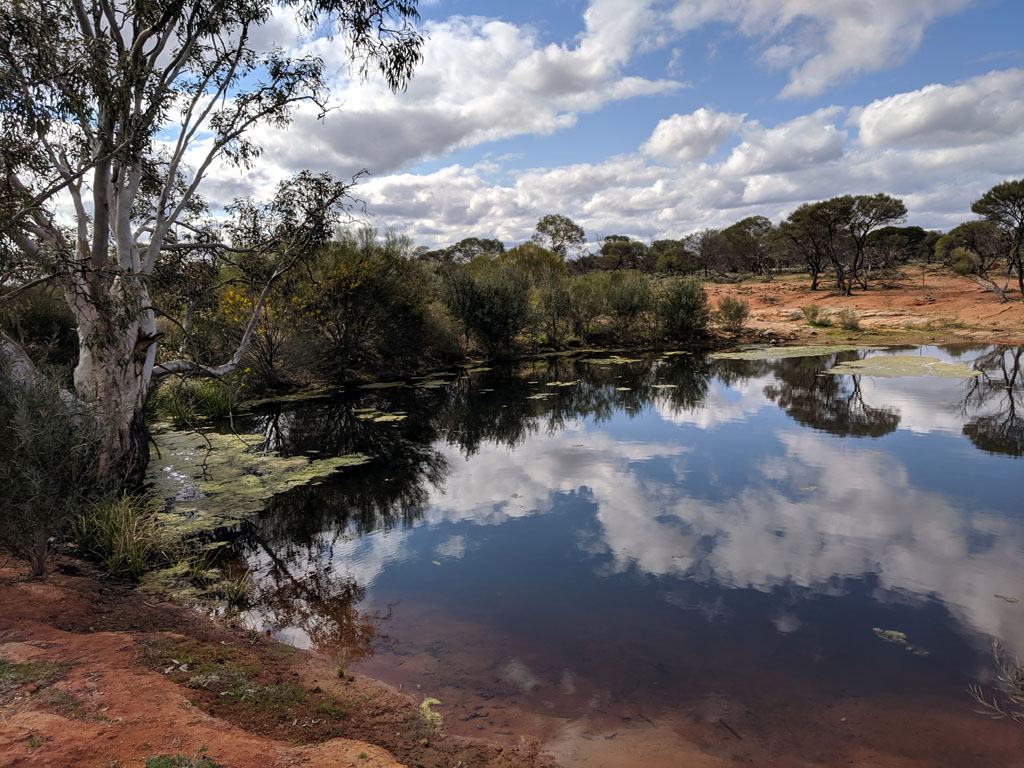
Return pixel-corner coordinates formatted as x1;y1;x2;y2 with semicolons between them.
146;428;370;537
710;345;882;361
825;355;980;378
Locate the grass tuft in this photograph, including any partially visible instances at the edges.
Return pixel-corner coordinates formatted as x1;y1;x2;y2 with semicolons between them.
71;494;168;577
801;304;831;327
0;658;64;692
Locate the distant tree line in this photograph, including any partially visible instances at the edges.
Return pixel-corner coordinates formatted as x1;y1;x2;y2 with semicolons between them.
416;179;1024;302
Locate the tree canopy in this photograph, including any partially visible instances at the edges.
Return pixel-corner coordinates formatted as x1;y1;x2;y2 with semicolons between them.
972;178;1024;297
0;0;424;477
531;214;586;260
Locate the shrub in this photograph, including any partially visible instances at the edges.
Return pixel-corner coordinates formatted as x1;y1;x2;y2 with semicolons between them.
716;296;750;333
152;377;241;427
536;276;572;345
607;270;654;339
568;272;611;339
145;749;221;768
442;262;531;356
0;288;78;373
950;246;980;276
498;242;566;283
295;228;444;378
801;304;831;327
836;308;861;331
656;277;711;343
0;362;104;577
72;494;167;577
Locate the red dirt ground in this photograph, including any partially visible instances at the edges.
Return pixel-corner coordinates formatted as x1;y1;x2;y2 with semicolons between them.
705;266;1024;345
0;558;554;768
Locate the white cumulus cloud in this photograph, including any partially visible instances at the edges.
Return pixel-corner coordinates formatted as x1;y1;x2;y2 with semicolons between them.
642;108;745;162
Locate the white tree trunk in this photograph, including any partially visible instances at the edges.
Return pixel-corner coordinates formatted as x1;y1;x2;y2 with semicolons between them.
66;279;159;481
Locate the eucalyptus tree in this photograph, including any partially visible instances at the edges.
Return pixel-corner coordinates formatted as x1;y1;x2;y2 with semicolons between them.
723;215;775;277
845;193;907;291
972;178;1024;299
776;194;905;294
935;220;1012;301
531;214;586;260
684;228;727;278
0;0;423;479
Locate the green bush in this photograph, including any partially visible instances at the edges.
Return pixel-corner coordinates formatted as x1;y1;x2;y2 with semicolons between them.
152;377;241;427
296;228;448;377
442;262;531;356
0;362;103;577
0;288;78;372
801;304;831;327
607;270;654;339
568;272;611;339
716;296;750;333
950;246;980;276
656;277;711;343
72;494;167;577
536;276;572;345
836;308;861;331
145;749;221;768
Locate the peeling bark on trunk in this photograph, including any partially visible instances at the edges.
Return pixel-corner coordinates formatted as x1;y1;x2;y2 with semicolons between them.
65;279;158;485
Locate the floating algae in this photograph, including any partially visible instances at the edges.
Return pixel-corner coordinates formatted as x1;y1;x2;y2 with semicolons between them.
236;388;338;411
583;356;643;365
358;381;407;390
146;429;370;537
826;355;980;379
710;345;880;361
373;412;408;423
872;627;929;657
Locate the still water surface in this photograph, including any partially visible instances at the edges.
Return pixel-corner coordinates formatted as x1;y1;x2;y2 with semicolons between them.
228;345;1024;766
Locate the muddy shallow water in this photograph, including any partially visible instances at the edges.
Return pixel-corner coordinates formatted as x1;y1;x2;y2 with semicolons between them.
226;344;1024;766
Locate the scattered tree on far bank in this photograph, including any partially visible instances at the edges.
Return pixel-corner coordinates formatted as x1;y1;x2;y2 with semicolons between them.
685;229;728;278
972;179;1024;298
651;239;693;274
935;221;1012;301
531;214;586;260
723;216;776;278
845;194;908;293
773;193;905;294
600;235;650;271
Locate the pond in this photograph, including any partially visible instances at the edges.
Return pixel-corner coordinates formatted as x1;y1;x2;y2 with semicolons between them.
216;344;1024;766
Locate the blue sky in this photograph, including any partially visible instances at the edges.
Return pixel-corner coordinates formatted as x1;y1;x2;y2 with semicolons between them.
209;0;1024;247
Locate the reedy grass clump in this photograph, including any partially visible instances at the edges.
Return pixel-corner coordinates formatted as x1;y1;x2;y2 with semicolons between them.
72;494;169;578
801;303;832;327
716;296;750;333
152;377;241;427
836;307;861;331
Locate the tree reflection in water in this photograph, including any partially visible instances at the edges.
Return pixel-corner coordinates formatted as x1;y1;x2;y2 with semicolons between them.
222;346;1022;664
963;346;1024;456
245;527;388;664
227;352;713;657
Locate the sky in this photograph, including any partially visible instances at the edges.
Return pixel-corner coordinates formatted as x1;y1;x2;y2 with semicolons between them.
201;0;1024;249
